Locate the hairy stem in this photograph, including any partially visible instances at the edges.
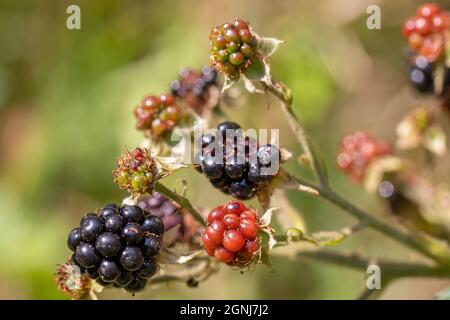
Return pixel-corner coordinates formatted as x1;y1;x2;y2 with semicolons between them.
287;174;450;265
296;250;450;278
266;80;329;188
155;182;206;226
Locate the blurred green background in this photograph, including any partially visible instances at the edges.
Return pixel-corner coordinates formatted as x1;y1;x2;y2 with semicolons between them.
0;0;449;299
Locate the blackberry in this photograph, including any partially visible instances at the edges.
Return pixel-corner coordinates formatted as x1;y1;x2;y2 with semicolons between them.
170;67;219;115
65;203;162;293
195;121;281;200
134;93;183;139
337;131;390;182
201;201;260;267
209;18;257;78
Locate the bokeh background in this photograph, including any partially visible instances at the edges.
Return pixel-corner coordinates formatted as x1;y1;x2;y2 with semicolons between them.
0;0;449;299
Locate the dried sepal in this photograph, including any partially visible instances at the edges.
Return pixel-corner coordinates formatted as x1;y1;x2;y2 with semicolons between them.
396;107;447;156
55;260;91;300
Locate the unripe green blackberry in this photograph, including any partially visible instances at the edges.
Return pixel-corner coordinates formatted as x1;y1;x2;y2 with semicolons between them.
112;147;159;196
209;18;257;78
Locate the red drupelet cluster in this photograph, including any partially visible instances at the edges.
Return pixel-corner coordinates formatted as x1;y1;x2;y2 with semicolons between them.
337;131;391;182
201;200;260;266
402;3;450;62
134;93;182;139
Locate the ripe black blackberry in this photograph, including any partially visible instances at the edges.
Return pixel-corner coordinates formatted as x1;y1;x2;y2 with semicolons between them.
408;54;435;93
194;121;281;200
170;66;218;115
67;203;164;294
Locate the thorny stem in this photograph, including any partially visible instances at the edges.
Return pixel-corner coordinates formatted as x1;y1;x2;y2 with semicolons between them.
267;79;450;267
154;182;206;227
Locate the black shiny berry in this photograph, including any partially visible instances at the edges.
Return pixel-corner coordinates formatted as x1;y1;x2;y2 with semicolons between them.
136;259;158;279
217;121;241;137
70;253;85;272
103;203;120;211
202;157;223;179
67;228;82;252
409;67;433;93
121;222;144;244
115;271;134;287
258;144;281;167
142;236;161;259
229;178;255;200
225;159;246;179
142;215;165;237
80;216;103;242
98;260;121;282
120;246;144;271
100;207;118;221
80;213;97;225
75;243;100;268
104;214;124;233
120;205;144;224
86;267;99;280
125;277;147;293
95;232;121;258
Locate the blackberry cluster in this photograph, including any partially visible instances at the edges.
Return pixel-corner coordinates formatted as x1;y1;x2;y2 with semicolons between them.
170;67;218;114
67;203;164;293
138;192;199;247
202;200;260;267
403;3;450;95
134;93;182;139
337;131;390;182
209;18;257;78
194;121;281;200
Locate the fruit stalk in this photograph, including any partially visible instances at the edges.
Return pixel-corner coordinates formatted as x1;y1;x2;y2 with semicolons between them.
154;182;206;227
266;80;329;188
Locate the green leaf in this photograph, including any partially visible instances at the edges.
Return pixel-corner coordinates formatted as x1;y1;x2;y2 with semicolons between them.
243;58;266;81
257;37;285;58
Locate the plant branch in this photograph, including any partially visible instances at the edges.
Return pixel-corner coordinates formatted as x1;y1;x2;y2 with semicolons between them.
296;250;450;278
265;78;450;266
266;80;329;188
287;174;450;266
155;182;206;226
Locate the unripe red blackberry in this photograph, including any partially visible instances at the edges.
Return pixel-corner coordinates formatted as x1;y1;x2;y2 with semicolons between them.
64;203;162;294
201;200;260;267
134;93;183;139
194;121;281;200
137;192;200;247
209;18;257;78
170;67;219;115
337;131;390;182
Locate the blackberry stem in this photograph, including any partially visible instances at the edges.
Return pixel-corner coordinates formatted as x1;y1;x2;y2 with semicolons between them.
288;173;450;266
266;80;330;189
154;182;206;227
295;250;450;278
